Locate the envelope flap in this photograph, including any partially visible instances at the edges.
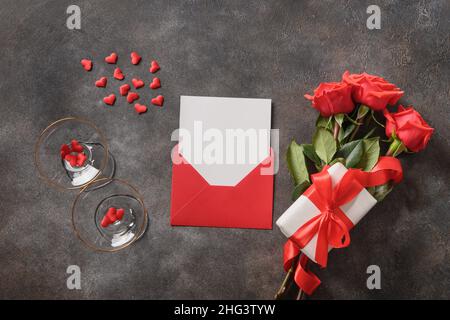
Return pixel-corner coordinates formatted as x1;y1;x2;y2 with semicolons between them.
179;96;271;186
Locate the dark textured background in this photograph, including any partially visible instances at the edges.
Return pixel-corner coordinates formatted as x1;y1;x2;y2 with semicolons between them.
0;0;448;299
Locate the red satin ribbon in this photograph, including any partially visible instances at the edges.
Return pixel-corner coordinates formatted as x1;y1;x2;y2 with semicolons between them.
283;156;403;295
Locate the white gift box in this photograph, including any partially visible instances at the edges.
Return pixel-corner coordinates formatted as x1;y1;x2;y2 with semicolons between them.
276;162;377;264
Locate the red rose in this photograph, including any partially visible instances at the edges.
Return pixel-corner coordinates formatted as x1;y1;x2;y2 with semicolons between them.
384;105;434;152
342;71;404;111
304;81;355;117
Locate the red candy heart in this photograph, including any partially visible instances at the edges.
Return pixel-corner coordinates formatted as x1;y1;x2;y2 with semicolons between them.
71;139;84;153
134;103;147;114
64;154;77;167
127;92;139;103
116;208;125;220
149;60;160;73
132;78;145;89
113;68;124;80
95;76;107;88
81;59;92;71
151;95;164;106
119;84;131;96
103;94;116;105
105;52;118;64
101;207;125;228
130;52;141;65
101;207;116;228
149;77;161;89
76;152;87;167
60;144;71;159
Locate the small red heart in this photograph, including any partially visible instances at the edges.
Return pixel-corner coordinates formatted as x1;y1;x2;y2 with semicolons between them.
130;52;141;65
103;94;116;105
116;208;125;220
149;60;160;73
105;52;118;64
134;103;148;114
76;152;87;167
127;92;139;103
60;144;71;159
132;78;145;89
81;59;92;71
95;77;107;88
151;95;164;107
71;139;84;153
120;84;131;96
101;215;112;228
101;207;117;228
149;77;161;89
64;154;77;167
106;207;117;221
113;68;125;80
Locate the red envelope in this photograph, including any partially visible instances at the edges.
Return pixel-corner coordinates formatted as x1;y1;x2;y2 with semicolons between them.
170;148;274;229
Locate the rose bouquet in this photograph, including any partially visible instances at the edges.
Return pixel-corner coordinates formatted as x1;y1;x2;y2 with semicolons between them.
275;71;434;299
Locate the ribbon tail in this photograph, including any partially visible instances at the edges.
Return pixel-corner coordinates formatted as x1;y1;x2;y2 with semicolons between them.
293;254;321;296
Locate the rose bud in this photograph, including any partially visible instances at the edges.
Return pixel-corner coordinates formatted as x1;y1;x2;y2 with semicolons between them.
384;105;434;154
342;71;404;111
304;81;355;117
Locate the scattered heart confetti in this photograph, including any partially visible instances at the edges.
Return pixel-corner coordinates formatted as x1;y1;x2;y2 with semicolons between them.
149;77;161;89
71;139;84;153
113;67;125;80
130;52;141;65
151;95;164;106
119;84;131;96
103;94;116;105
95;76;107;88
134;103;148;114
105;52;118;64
60;144;71;159
149;60;160;73
132;78;145;89
127;92;139;103
81;59;92;71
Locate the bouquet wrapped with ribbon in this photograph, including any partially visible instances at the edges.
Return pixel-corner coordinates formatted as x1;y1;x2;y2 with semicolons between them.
275;71;434;298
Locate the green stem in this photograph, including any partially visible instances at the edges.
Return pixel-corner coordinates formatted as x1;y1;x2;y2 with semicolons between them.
333;121;340;142
386;138;406;157
348;117;364;141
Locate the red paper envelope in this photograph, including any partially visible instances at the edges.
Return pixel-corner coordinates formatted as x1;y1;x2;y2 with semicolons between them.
170;96;274;229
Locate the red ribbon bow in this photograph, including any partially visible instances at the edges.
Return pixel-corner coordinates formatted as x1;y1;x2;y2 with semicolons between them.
283;156;403;295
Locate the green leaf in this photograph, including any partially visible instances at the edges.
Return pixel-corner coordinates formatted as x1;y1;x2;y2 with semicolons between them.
286;140;310;185
329;158;345;166
334;113;345;127
316;115;333;131
367;183;393;201
357;137;380;171
337;139;364;168
345;141;364;168
313;127;336;164
291;181;311;201
357;104;370;119
340;123;356;142
302;144;322;165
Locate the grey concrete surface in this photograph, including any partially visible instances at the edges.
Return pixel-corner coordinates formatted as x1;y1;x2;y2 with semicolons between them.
0;0;449;299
